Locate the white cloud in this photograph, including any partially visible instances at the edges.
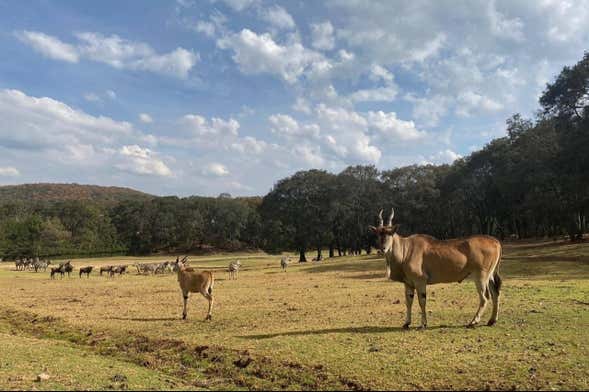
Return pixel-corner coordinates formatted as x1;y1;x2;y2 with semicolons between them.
455;91;504;117
139;113;153;123
349;86;397;103
217;29;327;83
195;21;216;37
367;111;425;141
0;89;133;151
424;149;462;165
269;114;320;138
17;31;198;79
0;88;175;183
311;21;335;51
315;104;381;164
487;1;525;42
230;136;267;154
0;167;20;177
404;94;450;128
180;114;239;136
260;5;295;30
76;32;199;78
15;31;79;62
118;145;172;177
106;90;117;99
294;144;326;167
293;97;312;114
203;162;230;177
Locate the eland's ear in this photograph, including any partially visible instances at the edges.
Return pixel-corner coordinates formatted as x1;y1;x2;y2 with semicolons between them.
368;225;378;232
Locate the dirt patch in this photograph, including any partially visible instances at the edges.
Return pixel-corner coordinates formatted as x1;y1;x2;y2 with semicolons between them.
0;306;367;391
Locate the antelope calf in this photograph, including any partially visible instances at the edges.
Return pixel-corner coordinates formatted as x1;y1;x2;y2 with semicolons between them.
79;266;93;278
228;260;241;280
370;208;503;329
174;256;214;321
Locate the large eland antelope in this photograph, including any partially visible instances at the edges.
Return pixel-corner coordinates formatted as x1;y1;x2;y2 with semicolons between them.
370;208;503;329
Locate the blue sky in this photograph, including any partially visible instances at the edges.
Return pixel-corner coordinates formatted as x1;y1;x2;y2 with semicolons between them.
0;0;587;196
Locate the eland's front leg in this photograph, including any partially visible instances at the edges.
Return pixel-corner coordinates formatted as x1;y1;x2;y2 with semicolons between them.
403;283;414;329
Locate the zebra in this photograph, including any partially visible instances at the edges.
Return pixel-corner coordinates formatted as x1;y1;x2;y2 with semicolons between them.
228;260;242;280
280;256;291;271
33;259;51;272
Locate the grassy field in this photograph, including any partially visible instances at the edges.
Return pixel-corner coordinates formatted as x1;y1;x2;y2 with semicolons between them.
0;240;588;390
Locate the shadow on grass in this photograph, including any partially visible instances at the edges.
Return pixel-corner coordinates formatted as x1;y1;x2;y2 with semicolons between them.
241;324;468;339
108;316;177;322
303;257;382;275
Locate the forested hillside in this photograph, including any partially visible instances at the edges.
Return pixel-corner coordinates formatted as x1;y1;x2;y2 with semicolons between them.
0;183;153;204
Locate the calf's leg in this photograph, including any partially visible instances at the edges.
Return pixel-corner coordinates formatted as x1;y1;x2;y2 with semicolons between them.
182;292;189;320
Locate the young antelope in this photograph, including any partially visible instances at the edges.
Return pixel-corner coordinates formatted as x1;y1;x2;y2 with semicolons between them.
174;256;214;321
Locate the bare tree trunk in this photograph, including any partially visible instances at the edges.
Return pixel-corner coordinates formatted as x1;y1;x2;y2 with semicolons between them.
299;248;307;262
316;247;322;260
329;244;334;258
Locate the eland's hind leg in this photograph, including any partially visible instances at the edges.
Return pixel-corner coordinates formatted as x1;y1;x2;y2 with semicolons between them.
468;275;490;327
487;272;502;326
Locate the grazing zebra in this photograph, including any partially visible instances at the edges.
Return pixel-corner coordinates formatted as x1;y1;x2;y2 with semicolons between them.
155;261;171;274
280;256;290;271
33;259;51;272
228;260;241;280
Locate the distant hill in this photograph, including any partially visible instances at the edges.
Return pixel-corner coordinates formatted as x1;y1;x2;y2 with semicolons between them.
0;183;154;204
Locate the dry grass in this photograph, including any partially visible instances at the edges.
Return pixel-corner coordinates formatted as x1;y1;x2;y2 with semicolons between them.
1;242;588;390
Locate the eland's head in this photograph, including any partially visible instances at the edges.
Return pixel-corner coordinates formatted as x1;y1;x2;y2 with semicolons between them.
369;208;399;253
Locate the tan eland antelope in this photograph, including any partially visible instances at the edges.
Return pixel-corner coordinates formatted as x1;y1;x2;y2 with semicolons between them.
370;208;503;329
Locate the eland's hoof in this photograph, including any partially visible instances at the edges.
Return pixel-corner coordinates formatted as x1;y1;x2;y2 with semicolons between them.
418;325;427;330
466;323;477;329
182;314;187;320
487;319;496;326
205;315;212;321
402;323;410;330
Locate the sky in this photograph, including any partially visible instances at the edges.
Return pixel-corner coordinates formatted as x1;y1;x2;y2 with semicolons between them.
0;0;588;197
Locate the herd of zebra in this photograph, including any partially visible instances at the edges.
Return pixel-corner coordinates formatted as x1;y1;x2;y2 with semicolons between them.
13;255;293;280
14;257;52;272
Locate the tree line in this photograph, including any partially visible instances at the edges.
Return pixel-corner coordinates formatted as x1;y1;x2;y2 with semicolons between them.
1;52;587;261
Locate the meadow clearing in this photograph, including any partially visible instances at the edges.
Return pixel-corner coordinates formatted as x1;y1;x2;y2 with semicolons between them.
0;240;588;390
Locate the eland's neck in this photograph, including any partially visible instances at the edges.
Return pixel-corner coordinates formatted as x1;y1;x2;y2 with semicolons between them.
387;233;407;264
